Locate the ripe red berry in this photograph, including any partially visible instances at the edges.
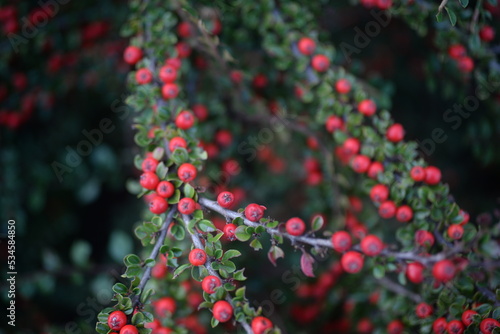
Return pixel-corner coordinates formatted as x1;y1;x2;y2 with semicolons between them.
410;166;426;182
311;54;330;72
286;217;306;236
161;83;179;100
124;46;142;65
457;56;474;73
154;297;176;316
448;44;466;59
136;68;152;85
432;317;447;334
425;166;441;185
142;157;159;173
461;310;478;326
175;110;196;130
447;320;464;334
177;21;193;38
325;115;344;133
335;79;351;94
108;310;127;331
191;104;208;122
169;136;187;152
331;231;352;253
251;316;273;334
244;203;266;222
415;302;433;319
447;224;464;240
159;64;177;83
156;181;175;198
149;196;168;215
120;325;138;334
415;230;435;247
151;261;167;279
406;262;424;284
379;200;396;219
396;205;413;222
360;235;384;256
212;300;233;323
178;197;196;215
201;275;222;294
178;163;197;182
351;155;371;173
357;318;374;333
458;209;470;225
175;41;191;58
370;184;389;203
215;129;233;147
377;0;393;9
387;320;404;334
386;123;405;142
297;37;316;55
358;99;376;116
217;191;235;208
479;25;495;42
189;248;207;266
223;223;237;241
432;259;456;282
480;318;500;334
165;57;181;69
230;70;243;84
140;172;160;190
252;74;268;89
343;138;361;155
349;196;363;212
367;161;384;179
341;251;364;273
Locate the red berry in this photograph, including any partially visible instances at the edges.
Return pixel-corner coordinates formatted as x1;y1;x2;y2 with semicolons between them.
335;79;351;94
415;230;435;247
311;54;330;72
448;44;466;59
325;115;344;133
415;302;433;319
425;166;441;185
370;184;389;203
120;325;138;334
410;166;426;182
251;316;273;334
189;248;207;266
387;320;404;334
165;57;181;69
191;104;208;121
357;318;374;333
154;297;176;316
432;259;456;282
156;181;175;198
481;318;500;334
447;224;464;240
341;251;364;273
479;25;495;42
358;99;376;116
252;74;268;89
151;261;167;279
159;64;177;83
361;0;377;8
161;83;179;99
297;37;316;55
223;223;237;241
349;196;363;212
178;197;196;215
215;129;233;147
458;209;470;225
136;68;152;84
108;310;127;331
286;217;306;236
230;70;243;84
212;300;233;323
377;0;393;9
244;203;266;222
217;191;235;208
124;46;142;65
396;205;413;222
149;196;168;215
178;163;197;182
406;262;424;284
367;161;384;179
169;136;187;152
351;155;371;173
331;231;352;253
201;275;222;294
386;123;405;142
461;310;478;326
142;157;159;173
360;235;384;256
175;41;191;58
457;56;474;73
177;21;193;38
447;320;464;334
343;138;361;155
145;319;161;330
140;172;160;190
432;317;447;334
175;110;196;130
379;201;396;219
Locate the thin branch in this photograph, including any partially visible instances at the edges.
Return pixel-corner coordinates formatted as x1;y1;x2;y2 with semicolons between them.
438;0;449;13
469;0;483;33
377;277;423;303
180;214;254;334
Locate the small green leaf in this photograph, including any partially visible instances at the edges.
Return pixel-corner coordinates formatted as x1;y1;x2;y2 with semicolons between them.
233;269;247;281
249;239;263;250
173;263;191;278
445;7;457;26
373;265;385;279
198;219;216;233
211;317;219;328
235;226;251;242
184;183;195;198
311;215;324;232
124;254;141;266
458;0;469;7
170;224;186;240
222;250;242;261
